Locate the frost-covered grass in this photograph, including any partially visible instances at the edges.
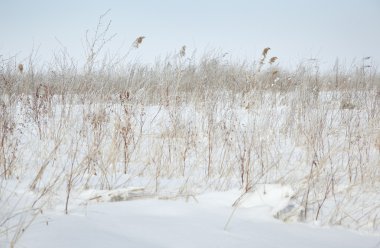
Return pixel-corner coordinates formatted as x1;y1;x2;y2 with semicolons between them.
1;50;379;247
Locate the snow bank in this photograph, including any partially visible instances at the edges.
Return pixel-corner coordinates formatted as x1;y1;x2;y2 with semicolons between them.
16;189;378;248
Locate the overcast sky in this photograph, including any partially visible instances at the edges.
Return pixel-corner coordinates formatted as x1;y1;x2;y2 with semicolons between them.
1;0;379;69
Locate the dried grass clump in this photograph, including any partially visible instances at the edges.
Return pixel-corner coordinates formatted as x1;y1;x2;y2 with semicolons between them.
258;47;278;72
340;100;356;110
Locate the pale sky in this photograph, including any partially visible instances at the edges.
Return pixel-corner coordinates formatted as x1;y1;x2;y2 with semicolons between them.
1;0;379;69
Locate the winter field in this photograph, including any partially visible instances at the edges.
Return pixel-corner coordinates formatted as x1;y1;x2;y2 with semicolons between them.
1;42;380;247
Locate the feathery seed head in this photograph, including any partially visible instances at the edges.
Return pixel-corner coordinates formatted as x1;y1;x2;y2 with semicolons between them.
133;36;145;48
180;45;186;57
18;64;24;73
262;47;270;57
269;57;278;64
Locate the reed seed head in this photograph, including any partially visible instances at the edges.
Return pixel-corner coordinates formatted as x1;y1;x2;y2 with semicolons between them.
262;47;270;57
133;36;145;48
269;57;278;64
18;63;24;73
180;45;186;57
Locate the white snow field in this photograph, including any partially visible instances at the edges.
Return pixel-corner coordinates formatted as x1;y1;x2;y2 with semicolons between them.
0;62;379;247
17;189;380;248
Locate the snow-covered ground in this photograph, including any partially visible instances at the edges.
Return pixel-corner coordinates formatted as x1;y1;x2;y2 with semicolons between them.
17;189;380;248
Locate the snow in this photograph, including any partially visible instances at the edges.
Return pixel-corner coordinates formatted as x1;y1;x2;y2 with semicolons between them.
17;189;379;248
238;184;294;213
